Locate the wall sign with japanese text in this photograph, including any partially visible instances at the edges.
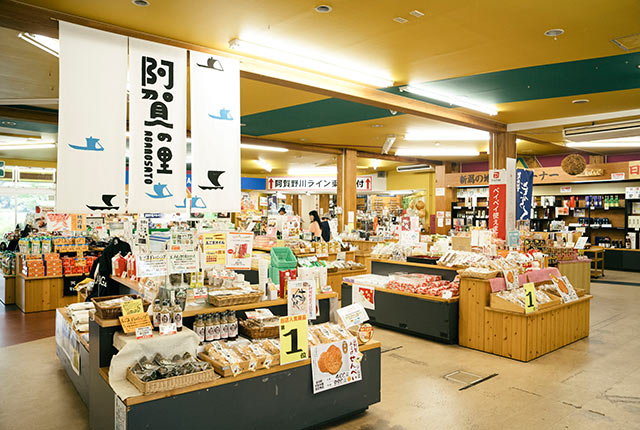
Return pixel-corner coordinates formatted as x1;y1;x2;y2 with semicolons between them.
515;169;533;221
267;176;373;191
128;37;187;213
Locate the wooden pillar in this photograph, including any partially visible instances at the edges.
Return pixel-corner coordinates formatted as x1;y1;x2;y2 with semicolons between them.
285;194;293;212
489;132;516;170
337;149;357;232
435;163;459;235
319;194;330;216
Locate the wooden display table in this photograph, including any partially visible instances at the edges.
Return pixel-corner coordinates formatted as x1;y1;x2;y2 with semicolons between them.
16;273;76;312
0;273;16;305
584;247;604;278
557;259;591;293
342;282;459;344
327;268;369;299
459;277;592;362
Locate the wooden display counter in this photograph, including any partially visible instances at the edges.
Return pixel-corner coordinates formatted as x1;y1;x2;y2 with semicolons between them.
0;273;16;305
55;308;90;406
342;283;458;344
16;273;76;312
584;247;604;278
557;260;591;293
459;277;592;362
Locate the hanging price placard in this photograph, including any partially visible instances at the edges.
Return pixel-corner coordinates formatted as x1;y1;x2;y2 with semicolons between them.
279;314;308;365
523;282;538;314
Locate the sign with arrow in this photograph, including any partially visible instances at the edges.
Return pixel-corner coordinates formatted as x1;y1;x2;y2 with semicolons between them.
267;175;373;192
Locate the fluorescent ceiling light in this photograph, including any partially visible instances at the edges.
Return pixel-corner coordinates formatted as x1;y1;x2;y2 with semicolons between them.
19;167;56;173
241;143;288;153
0;143;56;150
404;129;490;141
18;33;59;57
382;135;396;154
395;147;480;157
256;158;272;172
400;86;498;116
229;38;393;88
565;137;640;148
288;166;337;176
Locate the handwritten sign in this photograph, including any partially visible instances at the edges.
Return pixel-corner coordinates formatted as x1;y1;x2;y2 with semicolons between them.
279;314;308;365
121;299;144;316
119;312;153;334
137;253;168;277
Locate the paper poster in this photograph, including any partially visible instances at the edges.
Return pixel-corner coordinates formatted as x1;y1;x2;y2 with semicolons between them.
128;37;187;213
46;213;86;232
190;51;241;212
202;232;227;266
436;187;445;196
136;253;168;277
169;230;195;251
352;284;375;310
135;218;149;250
507;231;520;249
279;314;308;365
168;251;197;273
287;280;317;320
311;337;362;394
57;22;127;214
335;303;369;328
225;231;253;270
630;161;640;179
266;216;277;238
399;230;419;245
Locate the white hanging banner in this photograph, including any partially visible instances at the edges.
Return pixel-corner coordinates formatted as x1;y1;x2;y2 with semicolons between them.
128;38;187;213
189;51;241;212
57;22;127;213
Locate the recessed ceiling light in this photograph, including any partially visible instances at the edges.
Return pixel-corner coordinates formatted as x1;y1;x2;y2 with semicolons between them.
299;138;307;142
409;10;424;18
572;99;589;104
544;28;564;39
393;17;408;24
371;124;383;128
636;64;640;69
315;5;332;13
132;0;150;6
240;123;246;127
1;121;17;126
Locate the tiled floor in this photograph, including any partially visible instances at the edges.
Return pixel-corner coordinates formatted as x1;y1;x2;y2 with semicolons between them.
1;280;639;429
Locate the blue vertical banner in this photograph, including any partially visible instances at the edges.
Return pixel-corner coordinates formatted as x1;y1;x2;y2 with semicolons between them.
516;169;533;220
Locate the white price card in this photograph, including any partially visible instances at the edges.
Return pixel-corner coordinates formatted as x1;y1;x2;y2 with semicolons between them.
159;323;177;336
135;326;153;340
335;303;369;328
442;290;453;300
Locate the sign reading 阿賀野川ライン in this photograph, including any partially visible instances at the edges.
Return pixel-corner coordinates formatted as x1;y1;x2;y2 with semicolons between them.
266;176;374;192
56;21;128;214
128;37;187;213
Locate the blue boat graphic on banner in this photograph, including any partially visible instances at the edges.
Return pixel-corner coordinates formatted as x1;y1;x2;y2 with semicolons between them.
69;136;104;151
146;183;173;199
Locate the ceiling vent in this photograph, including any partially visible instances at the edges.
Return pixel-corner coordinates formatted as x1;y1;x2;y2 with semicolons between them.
611;33;640;51
396;164;433;173
563;119;640;142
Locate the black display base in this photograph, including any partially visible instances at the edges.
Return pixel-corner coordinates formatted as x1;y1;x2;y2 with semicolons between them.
342;283;458;344
372;259;457;281
604;249;640;272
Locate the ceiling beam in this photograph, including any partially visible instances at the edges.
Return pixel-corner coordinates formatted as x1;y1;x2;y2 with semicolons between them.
0;106;57;123
1;0;506;134
0;98;59;106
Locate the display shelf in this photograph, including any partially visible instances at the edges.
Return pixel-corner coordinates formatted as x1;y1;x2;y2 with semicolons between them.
0;273;16;305
58;307;90;351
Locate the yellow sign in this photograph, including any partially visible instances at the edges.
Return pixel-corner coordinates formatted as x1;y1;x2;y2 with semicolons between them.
629;161;640;180
523;282;538;314
202;232;227;266
119;312;153;334
279;314;308;365
121;299;144;316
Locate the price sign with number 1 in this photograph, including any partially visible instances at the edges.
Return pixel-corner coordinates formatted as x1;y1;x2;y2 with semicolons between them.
279;314;308;365
523;282;538;314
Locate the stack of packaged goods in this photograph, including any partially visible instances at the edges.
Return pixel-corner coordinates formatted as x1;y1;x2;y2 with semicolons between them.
53;236;88;252
22;255;45;277
44;253;62;277
62;256;95;275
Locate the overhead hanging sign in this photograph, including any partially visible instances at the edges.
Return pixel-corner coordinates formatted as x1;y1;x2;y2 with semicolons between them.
128;37;187;213
57;22;127;213
266;176;374;192
189;51;241;212
515;169;533;221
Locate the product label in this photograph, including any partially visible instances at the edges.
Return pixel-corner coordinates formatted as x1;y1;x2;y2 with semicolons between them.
160;313;170;325
135;326;153;340
153;312;161;328
196;326;205;342
229;322;238;338
174;312;182;328
213;325;221;340
159;322;177;336
221;323;229;339
205;325;214;342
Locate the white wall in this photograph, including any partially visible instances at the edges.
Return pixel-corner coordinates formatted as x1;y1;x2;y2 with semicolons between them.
299;194;317;230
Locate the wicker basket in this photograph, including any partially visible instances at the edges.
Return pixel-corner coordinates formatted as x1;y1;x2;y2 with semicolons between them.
239;319;279;339
198;352;280;377
126;366;219;394
91;294;150;320
208;290;263;307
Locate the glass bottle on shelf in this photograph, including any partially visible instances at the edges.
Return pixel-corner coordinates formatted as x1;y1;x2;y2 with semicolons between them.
152;299;161;329
220;311;229;339
212;312;221;340
228;311;238;340
160;300;171;326
172;301;183;332
205;313;214;342
194;315;205;344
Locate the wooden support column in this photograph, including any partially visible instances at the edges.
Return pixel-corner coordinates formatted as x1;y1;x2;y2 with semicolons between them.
435;163;459;235
319;195;330;216
337;149;357;232
489;132;516;170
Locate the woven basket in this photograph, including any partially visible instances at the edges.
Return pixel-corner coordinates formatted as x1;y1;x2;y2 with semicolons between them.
92;294;150;320
126;367;218;394
239;320;279;339
561;154;586;175
208;290;263;307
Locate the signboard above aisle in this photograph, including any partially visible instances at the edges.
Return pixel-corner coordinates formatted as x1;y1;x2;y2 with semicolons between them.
267;175;374;192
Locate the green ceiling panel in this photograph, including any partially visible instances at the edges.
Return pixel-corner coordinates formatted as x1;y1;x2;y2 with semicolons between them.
241;98;403;136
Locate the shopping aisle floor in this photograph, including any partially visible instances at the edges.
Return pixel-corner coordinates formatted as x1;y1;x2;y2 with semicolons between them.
1;282;639;430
